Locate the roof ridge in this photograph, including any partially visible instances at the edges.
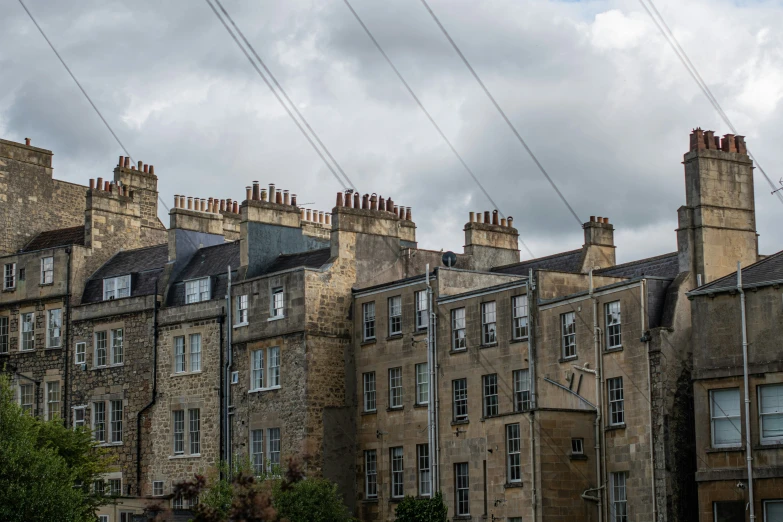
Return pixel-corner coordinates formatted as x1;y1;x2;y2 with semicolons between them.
597;251;677;271
195;240;238;252
696;249;783;290
493;248;582;269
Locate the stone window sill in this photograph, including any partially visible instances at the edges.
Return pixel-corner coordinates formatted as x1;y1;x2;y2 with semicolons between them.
169;454;201;460
361;410;377;416
413;402;428;409
387;406;404;412
45;346;62;350
92;364;124;371
389;497;403;504
451;419;469;426
449;348;467;355
39;282;54;287
559;356;578;363
480;342;498;349
2;288;16;293
19;349;36;353
361;339;376;346
267;316;285;322
510;337;529;344
504;482;523;489
570;453;588;461
705;446;743;453
170;371;202;378
248;386;281;394
233;322;248;329
363;498;379;504
96;442;124;448
386;334;403;341
413;329;427;336
605;423;626;432
755;442;783;450
453;516;472;520
605;346;623;353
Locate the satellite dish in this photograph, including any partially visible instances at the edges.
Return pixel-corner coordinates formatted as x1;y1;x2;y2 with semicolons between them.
442;251;457;268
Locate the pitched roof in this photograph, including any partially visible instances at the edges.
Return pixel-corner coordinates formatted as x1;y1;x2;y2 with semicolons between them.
82;243;168;303
690;250;783;295
174;241;240;282
492;249;583;275
262;248;332;275
21;226;84;252
595;252;679;279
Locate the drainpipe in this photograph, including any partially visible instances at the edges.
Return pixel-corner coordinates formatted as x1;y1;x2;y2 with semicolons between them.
136;280;159;495
641;279;658;521
589;269;603;522
63;247;72;426
527;269;537;522
426;264;437;493
738;263;756;520
225;265;233;470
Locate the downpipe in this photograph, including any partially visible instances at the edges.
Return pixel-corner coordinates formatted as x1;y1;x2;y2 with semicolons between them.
738;262;756;520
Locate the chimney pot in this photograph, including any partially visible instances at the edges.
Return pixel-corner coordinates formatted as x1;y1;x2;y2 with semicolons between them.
590;216;595;222
379;196;385;212
291;194;297;207
275;191;283;204
119;155;124;167
362;194;369;210
136;160;142;170
353;192;360;209
208;197;214;212
269;184;276;203
306;209;312;221
246;186;252;202
89;179;95;189
180;195;186;209
326;213;331;225
232;201;239;213
508;216;514;227
220;199;226;212
260;189;267;202
469;211;475;223
187;197;193;210
603;217;609;224
124;157;130;168
109;182;115;193
252;181;260;201
25;138;31;146
501;218;507;227
405;207;412;221
284;190;290;206
336;192;344;207
386;197;394;211
345;192;353;208
131;166;136;170
735;135;747;154
174;195;179;209
492;210;499;225
370;193;378;210
143;164;148;173
149;165;155;175
301;209;306;220
484;211;491;223
319;211;325;224
596;216;603;223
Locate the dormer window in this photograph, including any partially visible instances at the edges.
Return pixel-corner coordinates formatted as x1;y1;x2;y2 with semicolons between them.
103;275;131;300
185;277;211;304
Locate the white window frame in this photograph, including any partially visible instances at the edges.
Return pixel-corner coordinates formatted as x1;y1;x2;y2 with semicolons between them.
189;333;201;372
0;316;9;354
185;277;210;304
111;328;123;365
415;290;427;330
605;301;622;350
110;400;123;444
40;256;53;285
93;401;107;443
21;312;35;351
710;388;741;448
388;296;402;336
75;341;86;365
270;287;284;318
363;372;376;412
389;367;402;409
415;362;429;405
514;369;531;412
236;295;248;325
152;481;164;497
417;444;431;497
483;374;499;417
46;381;60;421
610;471;628;522
103;275;131;300
451;307;466;351
561;311;576;359
173;410;185;455
46;309;62;349
390;446;404;498
759;384;783;445
98;516;109;522
250;347;281;392
73;406;86;429
108;478;122;497
3;263;16;290
251;429;264;475
94;331;107;367
362;301;376;341
481;301;497;345
506;423;522;483
453;378;468;421
365;450;377;498
20;383;34;413
455;462;470;516
764;500;783;522
189;409;200;455
512;295;528;340
608;377;624;426
174;336;186;373
572;438;584;455
266;427;281;471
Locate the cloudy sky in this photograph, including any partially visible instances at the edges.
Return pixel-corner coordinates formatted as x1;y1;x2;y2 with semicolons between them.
2;0;782;263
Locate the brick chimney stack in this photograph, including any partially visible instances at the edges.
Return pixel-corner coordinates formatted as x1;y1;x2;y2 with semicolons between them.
580;216;616;271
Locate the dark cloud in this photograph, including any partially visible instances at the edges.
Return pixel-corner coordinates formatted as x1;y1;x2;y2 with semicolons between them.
2;0;782;263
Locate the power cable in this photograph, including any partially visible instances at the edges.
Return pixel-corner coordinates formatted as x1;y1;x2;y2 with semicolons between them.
211;0;357;192
638;0;783;205
205;0;356;192
341;0;535;259
418;0;583;226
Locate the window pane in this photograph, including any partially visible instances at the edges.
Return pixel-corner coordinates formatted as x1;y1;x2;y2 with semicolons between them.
95;331;107;366
111;400;123;443
22;313;35;351
605;301;622;349
711;388;741;446
75;342;86;364
363;372;376;412
514;369;531;412
272;288;284;317
451;308;466;351
391;447;404;498
267;428;281;470
251;430;264;475
416;363;429;405
416;290;428;329
512;296;528;339
365;450;377;498
608;377;624;426
389;368;402;408
47;309;61;348
388;296;402;335
46;381;60;420
765;501;783;521
189;409;200;454
760;385;783;442
507;424;521;482
252;350;264;389
189;334;201;372
174;337;186;373
94;402;106;442
363;302;376;340
481;302;497;344
112;328;123;365
0;316;8;354
713;501;744;522
453;379;468;421
455;462;470;516
417;444;431;496
268;347;280;387
611;472;627;522
483;374;498;417
562;312;576;358
173;410;185;454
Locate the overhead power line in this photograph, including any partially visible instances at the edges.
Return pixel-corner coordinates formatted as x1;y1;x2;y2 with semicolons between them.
638;0;783;205
205;0;356;192
418;0;583;226
341;0;535;259
210;0;357;192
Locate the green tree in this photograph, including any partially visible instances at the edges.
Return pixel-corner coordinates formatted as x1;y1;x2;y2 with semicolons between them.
394;492;448;522
0;373;112;522
272;477;353;522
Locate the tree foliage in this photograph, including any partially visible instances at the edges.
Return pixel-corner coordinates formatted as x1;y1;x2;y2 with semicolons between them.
272;475;353;522
0;373;112;522
394;492;448;522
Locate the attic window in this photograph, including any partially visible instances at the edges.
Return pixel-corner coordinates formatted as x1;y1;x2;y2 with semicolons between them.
103;275;131;300
186;277;211;304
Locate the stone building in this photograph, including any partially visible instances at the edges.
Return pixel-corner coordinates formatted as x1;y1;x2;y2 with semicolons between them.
0;127;778;522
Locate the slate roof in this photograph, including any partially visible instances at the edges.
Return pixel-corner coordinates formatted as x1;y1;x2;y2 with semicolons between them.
262;248;331;275
82;244;168;303
690;249;783;295
174;241;240;283
21;226;85;252
492;249;583;275
596;252;679;279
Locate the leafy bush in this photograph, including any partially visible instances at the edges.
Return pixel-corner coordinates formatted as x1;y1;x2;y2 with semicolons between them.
394;491;448;522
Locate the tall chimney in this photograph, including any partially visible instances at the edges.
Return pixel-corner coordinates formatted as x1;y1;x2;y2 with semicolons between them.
252;181;260;201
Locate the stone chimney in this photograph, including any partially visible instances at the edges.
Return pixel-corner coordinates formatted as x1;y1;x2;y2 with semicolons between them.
580;216;615;272
463;210;520;270
677;129;758;283
113;157;160;234
168;194;226;274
